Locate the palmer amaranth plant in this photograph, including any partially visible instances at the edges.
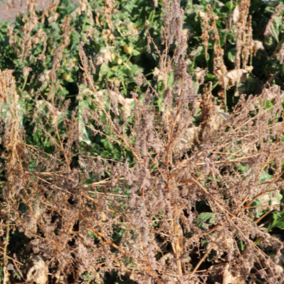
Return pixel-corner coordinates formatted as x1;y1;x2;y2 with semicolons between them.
1;0;284;283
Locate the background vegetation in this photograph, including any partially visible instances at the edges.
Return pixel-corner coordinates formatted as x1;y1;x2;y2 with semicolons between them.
1;0;284;283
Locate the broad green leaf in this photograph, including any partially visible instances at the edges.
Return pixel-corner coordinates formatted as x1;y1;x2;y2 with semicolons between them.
197;212;216;229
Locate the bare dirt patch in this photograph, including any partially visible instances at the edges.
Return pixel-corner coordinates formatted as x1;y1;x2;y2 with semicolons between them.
0;0;78;23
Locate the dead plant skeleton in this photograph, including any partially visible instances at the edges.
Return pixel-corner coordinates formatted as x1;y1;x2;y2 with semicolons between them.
0;0;284;283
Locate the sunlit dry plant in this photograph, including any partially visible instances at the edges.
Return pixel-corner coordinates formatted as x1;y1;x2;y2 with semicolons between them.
1;0;284;283
77;1;284;283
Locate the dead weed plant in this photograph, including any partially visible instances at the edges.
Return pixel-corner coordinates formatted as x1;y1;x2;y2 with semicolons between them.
0;0;284;283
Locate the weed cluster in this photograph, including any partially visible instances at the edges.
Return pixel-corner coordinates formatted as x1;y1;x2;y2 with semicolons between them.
0;0;284;283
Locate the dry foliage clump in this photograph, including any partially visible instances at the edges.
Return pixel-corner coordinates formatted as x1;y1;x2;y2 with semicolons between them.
0;0;284;283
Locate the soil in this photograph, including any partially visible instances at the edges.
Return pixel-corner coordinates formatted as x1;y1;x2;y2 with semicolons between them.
0;0;78;23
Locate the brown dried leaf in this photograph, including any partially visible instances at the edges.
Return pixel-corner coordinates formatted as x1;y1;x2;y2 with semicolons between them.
252;40;265;55
3;266;11;284
117;93;134;118
217;1;225;7
48;12;60;24
194;67;206;82
53;270;68;284
26;255;48;284
174;126;201;156
223;263;245;284
95;48;112;65
199;11;208;20
38;70;51;83
225;69;249;86
208;106;229;130
232;5;240;23
153;67;164;82
22;67;32;78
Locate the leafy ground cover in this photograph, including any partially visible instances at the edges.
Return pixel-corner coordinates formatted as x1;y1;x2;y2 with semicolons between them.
1;0;284;283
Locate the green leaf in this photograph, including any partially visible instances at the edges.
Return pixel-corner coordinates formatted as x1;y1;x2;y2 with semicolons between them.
197;212;216;229
259;171;273;182
271;211;284;230
238;165;251;174
99;62;110;76
132;49;140;56
227;48;236;63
